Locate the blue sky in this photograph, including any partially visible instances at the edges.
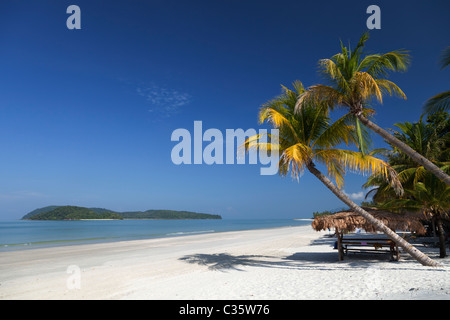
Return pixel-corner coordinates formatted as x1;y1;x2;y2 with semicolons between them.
0;0;449;219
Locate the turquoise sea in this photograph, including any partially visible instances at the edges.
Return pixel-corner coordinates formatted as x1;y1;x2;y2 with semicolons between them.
0;219;311;251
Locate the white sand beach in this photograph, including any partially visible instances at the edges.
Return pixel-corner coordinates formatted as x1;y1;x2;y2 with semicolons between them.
0;225;449;300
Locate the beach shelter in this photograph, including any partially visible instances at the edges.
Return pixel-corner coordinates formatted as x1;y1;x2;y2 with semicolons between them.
311;208;427;260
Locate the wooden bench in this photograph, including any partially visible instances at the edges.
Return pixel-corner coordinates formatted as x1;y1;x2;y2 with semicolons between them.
334;237;400;261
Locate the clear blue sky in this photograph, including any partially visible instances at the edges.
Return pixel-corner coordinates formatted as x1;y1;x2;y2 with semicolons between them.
0;0;449;220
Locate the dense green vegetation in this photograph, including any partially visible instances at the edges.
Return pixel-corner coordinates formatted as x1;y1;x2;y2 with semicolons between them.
27;206;123;220
312;210;339;218
22;206;114;219
22;206;222;220
364;111;450;257
120;210;222;220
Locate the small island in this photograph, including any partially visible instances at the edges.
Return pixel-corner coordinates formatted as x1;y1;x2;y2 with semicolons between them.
22;205;222;221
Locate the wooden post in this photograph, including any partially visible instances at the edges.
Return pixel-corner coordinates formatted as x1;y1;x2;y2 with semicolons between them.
396;244;400;261
336;228;344;261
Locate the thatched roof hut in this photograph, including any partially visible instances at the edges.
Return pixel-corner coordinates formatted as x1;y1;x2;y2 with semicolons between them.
312;208;427;235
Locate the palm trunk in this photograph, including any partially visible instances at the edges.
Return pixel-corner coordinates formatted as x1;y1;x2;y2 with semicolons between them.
356;114;450;186
436;217;447;258
306;161;442;267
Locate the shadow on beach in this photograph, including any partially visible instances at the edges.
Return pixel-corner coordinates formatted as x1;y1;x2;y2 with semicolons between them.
178;235;340;272
179;253;279;271
178;234;435;272
178;251;367;272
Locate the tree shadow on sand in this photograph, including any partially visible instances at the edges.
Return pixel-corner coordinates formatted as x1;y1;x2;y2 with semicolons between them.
179;253;278;271
178;235;418;272
178;251;342;272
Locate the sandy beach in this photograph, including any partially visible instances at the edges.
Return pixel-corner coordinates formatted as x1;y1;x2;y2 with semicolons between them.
0;225;449;300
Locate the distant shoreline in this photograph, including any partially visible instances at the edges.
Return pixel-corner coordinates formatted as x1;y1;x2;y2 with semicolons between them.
22;205;222;221
22;218;221;221
21;218;312;221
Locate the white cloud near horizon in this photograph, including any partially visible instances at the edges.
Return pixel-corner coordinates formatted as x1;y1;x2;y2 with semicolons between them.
137;84;191;118
343;190;365;201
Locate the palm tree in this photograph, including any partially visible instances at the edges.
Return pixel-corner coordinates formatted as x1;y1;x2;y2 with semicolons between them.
389;116;449;166
381;176;449;258
365;114;450;195
367;165;450;259
296;32;450;186
245;82;441;267
424;46;450;114
364;115;450;258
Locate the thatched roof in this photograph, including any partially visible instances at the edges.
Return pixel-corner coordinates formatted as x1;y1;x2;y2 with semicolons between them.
312;208;427;235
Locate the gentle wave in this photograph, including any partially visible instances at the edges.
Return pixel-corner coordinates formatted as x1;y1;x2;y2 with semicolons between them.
1;236;121;248
166;230;215;236
0;230;216;249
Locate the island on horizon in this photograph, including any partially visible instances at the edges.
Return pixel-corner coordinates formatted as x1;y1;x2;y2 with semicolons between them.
22;205;222;221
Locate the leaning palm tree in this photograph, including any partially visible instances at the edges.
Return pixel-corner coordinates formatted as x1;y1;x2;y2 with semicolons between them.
423;46;450;114
296;32;450;186
246;82;441;267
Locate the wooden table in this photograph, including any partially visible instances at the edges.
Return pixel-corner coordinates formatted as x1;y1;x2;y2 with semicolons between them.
335;236;400;261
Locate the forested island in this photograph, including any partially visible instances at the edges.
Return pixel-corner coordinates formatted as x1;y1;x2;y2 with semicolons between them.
22;206;222;220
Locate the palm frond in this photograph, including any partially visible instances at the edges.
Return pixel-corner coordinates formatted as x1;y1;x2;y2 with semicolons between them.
423;91;450;114
280;143;312;179
320;149;404;195
259;106;290;128
364;187;379;199
295;84;344;112
313;149;346;188
312;112;354;148
361;51;410;78
352;118;373;155
318;58;350;92
375;79;407;100
242;133;280;154
354;32;370;56
439;46;450;70
352;72;383;103
397;166;427;186
368;148;392;158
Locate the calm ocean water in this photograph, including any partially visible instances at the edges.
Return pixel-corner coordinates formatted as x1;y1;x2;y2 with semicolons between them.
0;219;311;251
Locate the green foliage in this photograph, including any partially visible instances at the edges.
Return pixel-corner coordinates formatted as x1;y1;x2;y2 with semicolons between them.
247;82;401;192
28;206;123;220
22;206;61;219
120;210;222;220
23;206;222;220
297;32;410;155
390;112;450;166
365;111;450;204
364;112;450;214
360;200;376;207
312;210;335;218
